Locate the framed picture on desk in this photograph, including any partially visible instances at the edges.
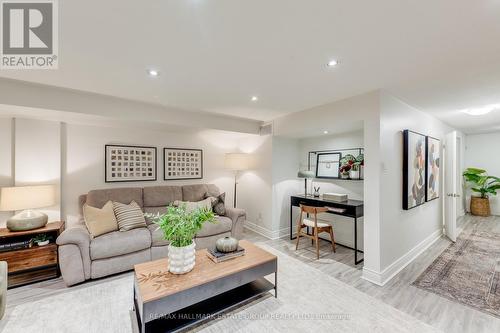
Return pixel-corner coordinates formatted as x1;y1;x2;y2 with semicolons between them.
315;152;341;178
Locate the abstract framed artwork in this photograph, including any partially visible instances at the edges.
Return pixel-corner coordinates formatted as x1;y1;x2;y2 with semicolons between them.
105;145;157;182
426;136;440;202
315;152;341;179
403;130;427;210
163;148;203;180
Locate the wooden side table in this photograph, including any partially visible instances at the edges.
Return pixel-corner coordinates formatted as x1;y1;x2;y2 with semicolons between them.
0;221;65;288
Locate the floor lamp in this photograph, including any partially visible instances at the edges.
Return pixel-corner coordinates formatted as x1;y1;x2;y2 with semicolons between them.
224;153;249;208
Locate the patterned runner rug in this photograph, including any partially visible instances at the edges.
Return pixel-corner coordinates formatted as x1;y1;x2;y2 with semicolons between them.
413;226;500;318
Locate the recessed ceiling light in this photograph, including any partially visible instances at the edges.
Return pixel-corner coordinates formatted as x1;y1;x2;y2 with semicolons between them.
251;96;258;102
327;59;339;67
323;130;329;134
461;103;500;116
147;69;159;77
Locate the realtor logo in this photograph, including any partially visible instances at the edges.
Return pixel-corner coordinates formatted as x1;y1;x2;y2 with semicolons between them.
1;0;58;69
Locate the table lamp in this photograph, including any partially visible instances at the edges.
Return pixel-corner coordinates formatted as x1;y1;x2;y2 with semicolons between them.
224;153;250;208
297;170;315;197
0;185;56;231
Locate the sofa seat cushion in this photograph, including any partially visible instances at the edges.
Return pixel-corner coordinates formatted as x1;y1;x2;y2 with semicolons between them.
196;216;232;238
147;224;169;247
90;228;151;260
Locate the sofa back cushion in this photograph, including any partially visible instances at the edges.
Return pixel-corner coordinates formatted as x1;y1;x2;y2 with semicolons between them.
86;187;144;209
143;186;182;207
182;184;219;202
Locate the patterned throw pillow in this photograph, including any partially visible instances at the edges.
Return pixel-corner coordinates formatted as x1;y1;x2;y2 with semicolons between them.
206;192;226;216
112;200;147;231
173;197;215;213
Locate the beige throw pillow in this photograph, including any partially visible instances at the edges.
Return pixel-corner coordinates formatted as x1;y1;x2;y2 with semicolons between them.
83;201;118;238
173;197;215;213
113;200;147;231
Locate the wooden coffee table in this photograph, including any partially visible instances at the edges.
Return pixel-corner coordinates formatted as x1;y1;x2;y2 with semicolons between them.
133;240;277;333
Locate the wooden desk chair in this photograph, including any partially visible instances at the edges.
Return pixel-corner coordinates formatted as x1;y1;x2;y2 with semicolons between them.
295;204;336;259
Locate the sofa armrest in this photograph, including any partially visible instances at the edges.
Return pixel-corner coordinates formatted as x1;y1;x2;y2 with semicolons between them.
0;261;6;320
56;225;91;285
225;207;246;239
57;224;90;249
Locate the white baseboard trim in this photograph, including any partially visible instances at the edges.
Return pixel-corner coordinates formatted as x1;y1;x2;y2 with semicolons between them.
361;228;442;286
244;221;289;240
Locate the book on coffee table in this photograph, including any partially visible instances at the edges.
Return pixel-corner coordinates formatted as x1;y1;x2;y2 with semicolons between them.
206;246;245;263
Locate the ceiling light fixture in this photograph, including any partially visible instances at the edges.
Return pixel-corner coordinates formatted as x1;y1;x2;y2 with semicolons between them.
327;59;339;67
461;103;500;116
147;69;159;77
251;96;258;102
323;130;329;134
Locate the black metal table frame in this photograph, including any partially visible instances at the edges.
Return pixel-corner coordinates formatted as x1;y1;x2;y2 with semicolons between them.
290;196;364;265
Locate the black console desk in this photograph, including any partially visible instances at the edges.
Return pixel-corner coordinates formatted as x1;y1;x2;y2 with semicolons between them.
290;195;364;265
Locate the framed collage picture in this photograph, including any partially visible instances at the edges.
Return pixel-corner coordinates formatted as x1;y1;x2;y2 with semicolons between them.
105;145;157;182
163;148;203;180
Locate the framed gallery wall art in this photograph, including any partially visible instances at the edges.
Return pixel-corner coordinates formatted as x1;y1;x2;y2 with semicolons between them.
105;145;157;182
403;130;427;210
426;136;440;202
164;148;203;180
315;152;341;179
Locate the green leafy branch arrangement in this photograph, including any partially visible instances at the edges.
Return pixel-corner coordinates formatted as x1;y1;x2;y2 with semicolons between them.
145;205;216;247
463;167;500;198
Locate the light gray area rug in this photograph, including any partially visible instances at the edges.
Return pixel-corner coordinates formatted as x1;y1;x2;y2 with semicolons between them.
413;225;500;318
2;245;440;333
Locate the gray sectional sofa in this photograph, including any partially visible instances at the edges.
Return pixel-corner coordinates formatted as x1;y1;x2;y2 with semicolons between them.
56;184;246;286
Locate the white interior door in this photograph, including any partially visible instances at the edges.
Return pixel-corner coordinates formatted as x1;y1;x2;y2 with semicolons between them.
444;131;458;242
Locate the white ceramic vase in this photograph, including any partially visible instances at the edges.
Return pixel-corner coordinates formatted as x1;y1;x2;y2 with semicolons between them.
167;241;196;274
350;170;360;179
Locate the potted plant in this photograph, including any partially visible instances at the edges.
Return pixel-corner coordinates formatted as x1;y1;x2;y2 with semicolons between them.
340;154;364;179
463;167;500;216
32;234;50;246
351;154;364;179
146;205;216;274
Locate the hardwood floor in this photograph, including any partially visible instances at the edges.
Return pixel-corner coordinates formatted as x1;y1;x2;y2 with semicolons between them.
3;215;500;333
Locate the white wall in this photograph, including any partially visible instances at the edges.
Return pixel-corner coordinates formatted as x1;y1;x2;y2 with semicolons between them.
273;91;382;273
0;116;268;229
465;132;500;215
378;93;452;275
14;118;61;222
0;118;13;226
297;130;364;248
271;136;301;238
237;135;274;237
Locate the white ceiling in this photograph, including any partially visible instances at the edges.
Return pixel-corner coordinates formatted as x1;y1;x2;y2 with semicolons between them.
1;0;500;133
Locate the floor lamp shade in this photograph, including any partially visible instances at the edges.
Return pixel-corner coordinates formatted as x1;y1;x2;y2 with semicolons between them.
224;153;250;171
224;153;250;208
0;185;56;231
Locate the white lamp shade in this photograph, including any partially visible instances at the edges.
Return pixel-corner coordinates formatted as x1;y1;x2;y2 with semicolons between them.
224;153;250;171
0;185;56;211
